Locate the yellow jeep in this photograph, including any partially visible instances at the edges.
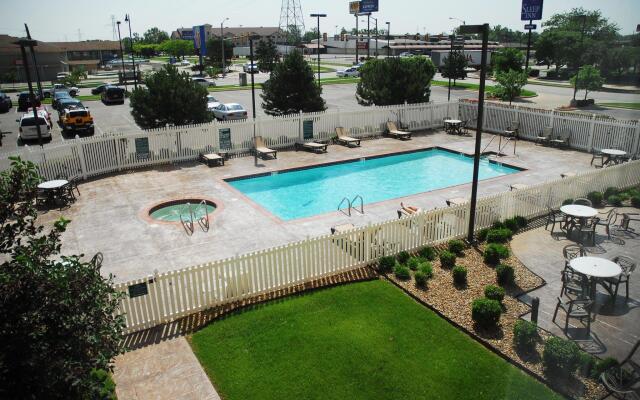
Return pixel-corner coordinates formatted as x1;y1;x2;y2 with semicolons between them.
60;106;95;135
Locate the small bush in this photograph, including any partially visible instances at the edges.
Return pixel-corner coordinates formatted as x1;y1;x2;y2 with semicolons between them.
418;262;433;279
504;218;519;233
452;265;468;286
439;250;456;269
448;239;466;255
587;191;604;207
562;198;574;206
486;228;513;244
407;256;424;271
418;246;436;261
87;369;117;400
484;285;505;302
477;228;490;242
590;357;619;380
492;221;506;229
483;243;510;265
513;320;538;351
632;195;640;208
472;298;502;329
543;337;580;376
396;251;411;265
496;264;515;286
607;195;623;206
603;187;619;199
393;263;411;280
577;352;596;378
378;256;395;273
414;271;427;287
514;216;528;229
618;192;630;202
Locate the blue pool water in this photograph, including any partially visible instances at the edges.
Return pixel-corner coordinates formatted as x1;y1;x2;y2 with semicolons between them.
227;149;521;220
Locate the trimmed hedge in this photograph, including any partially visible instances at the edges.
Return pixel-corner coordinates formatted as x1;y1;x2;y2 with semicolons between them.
414;271;427;287
632;195;640;208
483;243;510;265
418;262;433;279
378;256;396;273
607;195;623;206
476;228;490;242
513;320;538;352
562;198;574;206
393;263;411;280
590;357;619;380
452;265;467;286
484;285;505;302
543;337;580;376
514;216;527;229
448;239;466;255
504;218;519;233
418;246;436;261
496;264;515;286
439;251;457;269
486;228;513;244
587;191;603;207
397;251;411;265
407;256;425;271
471;298;502;329
603;187;619;199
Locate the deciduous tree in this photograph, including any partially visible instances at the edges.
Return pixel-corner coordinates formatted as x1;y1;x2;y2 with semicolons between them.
491;48;523;74
159;39;194;59
570;65;604;100
205;38;234;69
494;69;528;105
143;27;169;44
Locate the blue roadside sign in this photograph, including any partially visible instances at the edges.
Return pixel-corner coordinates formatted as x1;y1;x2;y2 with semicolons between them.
524;24;537;30
359;0;379;13
521;0;543;21
193;25;207;56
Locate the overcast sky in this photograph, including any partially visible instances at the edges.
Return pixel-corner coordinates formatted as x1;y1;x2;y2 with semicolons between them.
1;0;638;42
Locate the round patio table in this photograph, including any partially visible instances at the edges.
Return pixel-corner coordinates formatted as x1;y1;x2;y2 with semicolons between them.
560;204;597;219
444;119;462;134
570;256;622;301
38;179;68;190
602;149;627;165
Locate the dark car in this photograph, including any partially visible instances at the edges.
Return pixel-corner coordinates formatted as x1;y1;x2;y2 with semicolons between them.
55;98;83;114
52;91;72;110
0;91;12;112
101;85;125;105
17;91;41;111
91;84;109;95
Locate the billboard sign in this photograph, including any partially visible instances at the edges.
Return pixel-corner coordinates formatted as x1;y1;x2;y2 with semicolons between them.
349;1;360;14
193;25;207;56
521;0;543;21
359;0;379;13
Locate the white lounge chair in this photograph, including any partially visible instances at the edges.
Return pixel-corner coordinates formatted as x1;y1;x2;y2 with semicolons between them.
199;152;225;167
386;121;411;140
296;140;328;153
253;136;277;159
335;127;361;147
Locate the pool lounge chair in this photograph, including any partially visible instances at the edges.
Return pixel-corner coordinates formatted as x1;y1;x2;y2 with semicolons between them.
446;197;468;207
199;152;225;167
386;121;412;140
253;136;277;159
536;127;553;145
296;140;328;153
397;203;422;219
335;127;361;147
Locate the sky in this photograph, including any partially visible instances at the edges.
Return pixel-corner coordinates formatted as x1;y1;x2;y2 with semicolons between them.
1;0;638;42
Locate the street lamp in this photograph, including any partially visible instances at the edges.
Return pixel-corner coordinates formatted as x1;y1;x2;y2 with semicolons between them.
14;38;43;147
248;35;259;165
449;17;466;26
124;14;137;89
220;17;229;77
370;16;378;58
116;21;128;92
458;23;490;244
358;12;371;58
386;21;391;57
310;13;327;88
572;15;587;105
355;13;359;63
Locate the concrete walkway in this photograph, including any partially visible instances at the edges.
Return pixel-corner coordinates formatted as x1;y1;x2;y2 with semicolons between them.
114;337;220;400
512;211;640;362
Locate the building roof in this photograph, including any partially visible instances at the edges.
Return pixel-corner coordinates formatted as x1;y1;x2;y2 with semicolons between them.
300;43;325;49
390;44;502;50
48;40;120;51
0;34;64;54
63;59;101;65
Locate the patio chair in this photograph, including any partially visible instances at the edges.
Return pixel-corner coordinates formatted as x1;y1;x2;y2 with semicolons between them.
550;131;571;148
552;297;594;335
35;188;49;207
334;127;361;147
596;208;618;239
590;148;605;168
296;140;328;153
578;217;599;246
619;213;640;231
573;198;593;207
563;244;586;269
504;120;519;138
253;136;277;159
386;121;412;140
600;340;640;400
545;207;565;234
460;120;470;135
90;252;104;268
199;152;225;167
536;127;553;145
561;269;587;298
446;197;468;207
605;256;636;302
397;203;421;219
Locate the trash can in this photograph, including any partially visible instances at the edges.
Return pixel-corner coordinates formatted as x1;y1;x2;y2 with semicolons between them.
239;72;247;86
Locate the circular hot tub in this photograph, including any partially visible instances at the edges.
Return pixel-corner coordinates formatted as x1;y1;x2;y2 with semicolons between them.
148;199;217;222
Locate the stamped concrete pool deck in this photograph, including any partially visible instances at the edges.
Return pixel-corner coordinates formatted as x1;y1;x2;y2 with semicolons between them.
39;130;595;283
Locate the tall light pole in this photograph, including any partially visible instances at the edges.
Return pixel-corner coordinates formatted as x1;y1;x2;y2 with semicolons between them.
371;16;378;58
572;15;587;104
449;17;466;27
459;23;489;244
386;21;391;57
116;21;128;92
366;13;371;58
125;14;137;89
220;17;229;77
310;13;327;88
249;35;258;165
355;13;359;63
14;38;43;147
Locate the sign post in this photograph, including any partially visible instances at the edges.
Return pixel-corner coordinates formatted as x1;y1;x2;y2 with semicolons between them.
521;0;544;72
193;25;207;76
349;2;360;63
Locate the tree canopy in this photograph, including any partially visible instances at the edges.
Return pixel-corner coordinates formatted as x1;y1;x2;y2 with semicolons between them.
491;48;523;74
0;157;123;399
255;38;280;72
494;70;528;105
205;38;234;68
260;49;326;116
488;24;539;44
356;57;435;106
129;64;212;128
570;65;604;100
441;50;468;85
143;27;169;44
159;39;194;59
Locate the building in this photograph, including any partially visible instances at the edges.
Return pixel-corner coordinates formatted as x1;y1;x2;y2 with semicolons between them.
171;25;284;47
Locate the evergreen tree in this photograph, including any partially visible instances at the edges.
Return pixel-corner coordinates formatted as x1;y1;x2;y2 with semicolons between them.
261;49;326;116
255;38;280;72
205;38;234;69
442;50;468;85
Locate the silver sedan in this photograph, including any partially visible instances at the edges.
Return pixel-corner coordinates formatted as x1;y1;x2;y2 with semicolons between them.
212;103;248;121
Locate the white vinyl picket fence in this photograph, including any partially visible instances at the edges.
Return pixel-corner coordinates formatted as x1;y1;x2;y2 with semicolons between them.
114;160;640;333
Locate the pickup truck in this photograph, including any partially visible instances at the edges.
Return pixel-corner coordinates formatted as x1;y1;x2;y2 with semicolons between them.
42;83;79;98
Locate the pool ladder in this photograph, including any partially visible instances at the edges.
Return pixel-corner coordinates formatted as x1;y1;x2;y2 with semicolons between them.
338;195;364;217
178;200;210;236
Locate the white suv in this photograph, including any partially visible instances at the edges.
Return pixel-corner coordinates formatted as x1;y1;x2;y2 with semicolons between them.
17;111;52;142
243;62;259;73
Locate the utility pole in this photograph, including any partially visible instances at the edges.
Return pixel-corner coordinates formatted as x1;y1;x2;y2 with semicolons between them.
355;14;359;63
125;14;137;89
367;14;371;58
24;24;43;97
249;36;257;166
221;17;229;77
14;38;43;147
371;17;378;58
116;21;128;92
447;34;454;102
524;19;533;71
386;21;390;57
310;13;327;87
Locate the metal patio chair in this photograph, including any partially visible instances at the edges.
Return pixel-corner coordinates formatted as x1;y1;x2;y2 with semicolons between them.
605;256;636;302
552;297;594;335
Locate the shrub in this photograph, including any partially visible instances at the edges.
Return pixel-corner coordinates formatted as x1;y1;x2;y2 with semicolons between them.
484;285;505;302
632;195;640;208
378;256;396;273
603;187;619;199
439;250;456;269
577;352;596;378
471;298;502;329
504;218;519;233
418;262;433;279
513;320;538;351
587;191;604;207
483;243;510;265
396;251;410;265
477;228;490;242
418;246;436;261
590;357;619;380
607;195;623;206
486;228;513;244
492;221;506;229
407;256;424;271
514;216;528;229
543;337;580;376
496;264;515;285
87;369;117;400
562;198;574;206
448;239;465;255
452;265;468;285
414;271;427;287
618;192;630;202
393;263;411;280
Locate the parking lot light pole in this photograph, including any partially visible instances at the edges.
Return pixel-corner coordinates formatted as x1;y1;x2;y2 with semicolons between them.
458;23;489;244
14;38;43;147
125;14;137;89
310;13;327;88
386;22;390;57
249;36;258;165
221;17;229;78
371;16;378;58
116;21;128;92
572;15;587;104
355;14;359;63
367;14;370;58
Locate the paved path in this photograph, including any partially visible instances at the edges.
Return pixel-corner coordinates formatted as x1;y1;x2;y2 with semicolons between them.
114;337;220;400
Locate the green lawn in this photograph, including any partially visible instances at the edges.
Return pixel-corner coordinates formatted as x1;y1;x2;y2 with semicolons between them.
190;280;562;400
41;95;101;104
432;80;537;97
598;102;640;110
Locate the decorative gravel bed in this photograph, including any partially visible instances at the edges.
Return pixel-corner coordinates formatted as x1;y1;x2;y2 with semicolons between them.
385;242;607;400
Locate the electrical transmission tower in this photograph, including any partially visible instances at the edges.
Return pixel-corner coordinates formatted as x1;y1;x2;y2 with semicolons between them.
278;0;305;46
111;15;117;40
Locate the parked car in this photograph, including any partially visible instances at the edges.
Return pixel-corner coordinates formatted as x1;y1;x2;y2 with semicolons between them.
180;59;191;66
212;103;247;121
242;62;259;73
0;91;12;112
36;105;52;126
192;77;216;87
49;83;78;98
52;91;72;110
56;72;70;80
101;86;125;105
54;98;83;114
59;106;94;135
91;84;111;95
206;95;220;112
399;52;413;58
17;92;41;111
17;112;52;142
336;67;360;77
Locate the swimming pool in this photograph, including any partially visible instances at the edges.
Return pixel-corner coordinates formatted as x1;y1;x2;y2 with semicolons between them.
227;148;522;221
